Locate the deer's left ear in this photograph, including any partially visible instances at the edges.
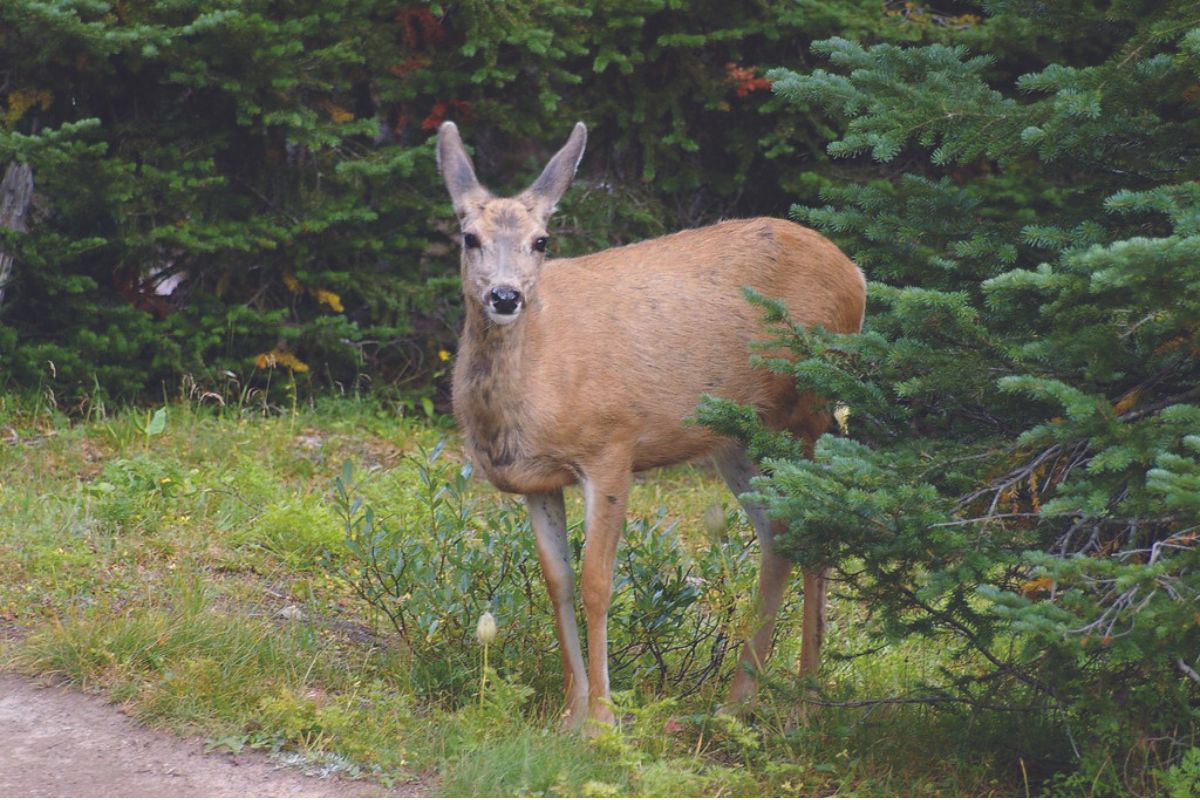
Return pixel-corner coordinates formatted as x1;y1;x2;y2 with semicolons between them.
520;122;587;221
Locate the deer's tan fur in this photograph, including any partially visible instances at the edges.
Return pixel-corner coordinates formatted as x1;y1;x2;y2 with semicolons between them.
456;216;864;492
438;121;865;729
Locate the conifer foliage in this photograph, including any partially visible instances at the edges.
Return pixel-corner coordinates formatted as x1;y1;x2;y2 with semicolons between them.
698;1;1200;788
0;0;901;403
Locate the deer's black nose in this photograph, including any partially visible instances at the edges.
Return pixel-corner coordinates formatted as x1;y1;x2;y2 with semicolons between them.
489;286;522;315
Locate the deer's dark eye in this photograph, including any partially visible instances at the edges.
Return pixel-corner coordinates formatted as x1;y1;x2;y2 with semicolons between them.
463;233;481;249
533;236;549;253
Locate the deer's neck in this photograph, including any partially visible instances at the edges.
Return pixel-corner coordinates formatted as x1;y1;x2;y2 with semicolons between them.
454;304;536;475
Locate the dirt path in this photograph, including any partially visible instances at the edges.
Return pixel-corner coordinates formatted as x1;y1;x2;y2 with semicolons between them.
0;674;423;797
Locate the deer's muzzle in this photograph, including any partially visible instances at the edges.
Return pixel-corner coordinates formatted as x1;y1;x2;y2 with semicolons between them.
488;286;523;320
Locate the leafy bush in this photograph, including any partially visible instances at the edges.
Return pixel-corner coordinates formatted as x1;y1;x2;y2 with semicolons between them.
333;445;556;696
331;444;770;703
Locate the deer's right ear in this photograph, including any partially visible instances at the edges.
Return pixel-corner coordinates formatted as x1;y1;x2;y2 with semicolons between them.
437;122;488;218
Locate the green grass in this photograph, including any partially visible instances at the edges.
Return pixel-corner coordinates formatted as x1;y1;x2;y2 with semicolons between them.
0;395;1052;795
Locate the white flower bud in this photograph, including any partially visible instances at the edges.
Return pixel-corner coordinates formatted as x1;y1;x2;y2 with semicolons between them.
476;611;497;646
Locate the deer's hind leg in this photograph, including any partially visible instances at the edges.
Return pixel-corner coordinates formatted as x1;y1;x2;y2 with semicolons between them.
714;439;829;710
713;444;795;707
784;401;832;684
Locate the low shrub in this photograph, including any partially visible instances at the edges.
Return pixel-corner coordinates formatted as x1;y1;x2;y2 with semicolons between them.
332;443;772;705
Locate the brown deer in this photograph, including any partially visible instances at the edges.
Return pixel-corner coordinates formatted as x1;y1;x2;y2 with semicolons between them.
437;121;865;729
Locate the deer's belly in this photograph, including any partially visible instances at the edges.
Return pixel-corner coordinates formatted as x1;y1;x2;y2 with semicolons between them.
469;441;575;495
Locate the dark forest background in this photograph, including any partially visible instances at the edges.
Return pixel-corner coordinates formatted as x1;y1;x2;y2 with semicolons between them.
0;0;978;406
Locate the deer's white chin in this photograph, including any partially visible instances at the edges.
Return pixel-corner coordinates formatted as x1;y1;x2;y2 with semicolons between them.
486;309;522;326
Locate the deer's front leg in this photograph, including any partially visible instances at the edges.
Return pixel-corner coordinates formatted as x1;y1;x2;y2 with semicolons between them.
526;490;589;729
578;462;631;728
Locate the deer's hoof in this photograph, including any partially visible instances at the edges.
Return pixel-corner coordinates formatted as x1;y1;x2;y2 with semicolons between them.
581;704;616;738
557;695;590;733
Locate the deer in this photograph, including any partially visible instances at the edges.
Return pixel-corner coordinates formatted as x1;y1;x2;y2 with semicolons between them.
437;120;866;730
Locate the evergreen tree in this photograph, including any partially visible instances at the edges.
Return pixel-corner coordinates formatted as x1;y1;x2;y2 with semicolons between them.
700;1;1200;790
0;0;923;404
0;0;445;401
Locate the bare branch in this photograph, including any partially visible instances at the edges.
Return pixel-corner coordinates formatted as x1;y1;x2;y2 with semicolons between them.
1177;658;1200;685
930;512;1046;528
803;693;1053;713
0;161;34;308
1117;386;1200;424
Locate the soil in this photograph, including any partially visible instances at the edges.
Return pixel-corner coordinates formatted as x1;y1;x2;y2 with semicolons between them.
0;673;426;798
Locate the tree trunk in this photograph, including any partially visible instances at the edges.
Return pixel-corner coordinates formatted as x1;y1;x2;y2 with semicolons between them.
0;161;34;309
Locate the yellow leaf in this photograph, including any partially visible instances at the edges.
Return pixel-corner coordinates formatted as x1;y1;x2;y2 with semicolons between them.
282;271;304;294
314;288;344;313
254;349;309;373
1112;388;1141;416
4;89;52;129
1028;467;1043;513
1021;577;1054;597
319;99;354;124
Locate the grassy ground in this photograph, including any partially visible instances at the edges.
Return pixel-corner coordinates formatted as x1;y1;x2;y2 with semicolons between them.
0;395;1042;796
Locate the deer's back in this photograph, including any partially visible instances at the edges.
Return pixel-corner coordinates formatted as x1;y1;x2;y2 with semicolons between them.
520;217;864;473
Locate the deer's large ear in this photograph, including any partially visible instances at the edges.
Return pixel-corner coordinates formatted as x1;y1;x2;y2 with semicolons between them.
520;122;587;221
437;122;489;218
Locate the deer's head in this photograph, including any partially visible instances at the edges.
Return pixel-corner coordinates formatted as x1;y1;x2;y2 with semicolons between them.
437;121;587;326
